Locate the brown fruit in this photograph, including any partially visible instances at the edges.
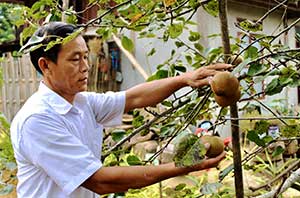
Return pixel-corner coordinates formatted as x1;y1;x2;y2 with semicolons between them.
211;71;239;97
228;55;244;66
200;135;224;158
214;89;241;107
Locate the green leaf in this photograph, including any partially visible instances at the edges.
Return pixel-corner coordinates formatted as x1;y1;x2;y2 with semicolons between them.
121;36;134;52
126;155;142;165
200;182;222;195
244;46;258;59
147;70;169;81
174;65;186;72
96;28;111;40
239;19;263;32
194;43;204;52
173;134;206;167
203;0;219;17
247;130;266;147
175;41;184;48
265;78;284;95
247;63;265;76
185;55;193;65
188;31;201;42
232;58;251;75
169;23;183;39
161;100;172;107
272;145;285;157
175;183;186;191
111;129;127;142
103;153;119;166
219;164;234;181
0;185;14;195
147;48;156;56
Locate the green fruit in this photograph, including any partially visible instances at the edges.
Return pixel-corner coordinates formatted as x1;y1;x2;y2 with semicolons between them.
200;135;224;158
211;72;239;97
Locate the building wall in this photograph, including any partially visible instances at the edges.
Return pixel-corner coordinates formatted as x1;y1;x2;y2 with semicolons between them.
118;2;300;137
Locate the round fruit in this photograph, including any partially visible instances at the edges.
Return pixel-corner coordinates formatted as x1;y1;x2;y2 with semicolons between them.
214;89;241;107
228;55;244;66
200;135;224;158
210;71;239;97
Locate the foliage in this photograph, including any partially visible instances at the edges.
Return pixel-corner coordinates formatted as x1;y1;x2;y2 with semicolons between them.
4;0;300;197
173;133;206;167
0;3;23;44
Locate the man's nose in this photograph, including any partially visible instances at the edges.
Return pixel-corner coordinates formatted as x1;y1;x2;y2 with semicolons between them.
80;59;90;72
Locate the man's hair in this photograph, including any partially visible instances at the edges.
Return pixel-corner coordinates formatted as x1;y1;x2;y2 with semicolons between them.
29;22;78;75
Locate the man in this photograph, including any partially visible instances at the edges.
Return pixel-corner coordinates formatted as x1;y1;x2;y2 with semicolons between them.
11;22;229;198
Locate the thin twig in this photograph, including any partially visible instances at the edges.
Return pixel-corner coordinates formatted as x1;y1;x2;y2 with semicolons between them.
220;116;300;121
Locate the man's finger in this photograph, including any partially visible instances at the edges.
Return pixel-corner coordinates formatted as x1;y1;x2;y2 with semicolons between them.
205;63;232;70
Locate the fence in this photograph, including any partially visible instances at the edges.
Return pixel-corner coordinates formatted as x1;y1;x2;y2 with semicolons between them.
0;53;41;122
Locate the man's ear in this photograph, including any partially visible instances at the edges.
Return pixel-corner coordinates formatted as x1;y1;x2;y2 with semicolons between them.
38;57;50;75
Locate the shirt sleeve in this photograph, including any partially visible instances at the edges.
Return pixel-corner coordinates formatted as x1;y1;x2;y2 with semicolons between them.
85;91;126;127
20;114;102;195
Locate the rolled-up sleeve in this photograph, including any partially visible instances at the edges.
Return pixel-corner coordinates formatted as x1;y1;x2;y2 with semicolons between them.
20;114;102;195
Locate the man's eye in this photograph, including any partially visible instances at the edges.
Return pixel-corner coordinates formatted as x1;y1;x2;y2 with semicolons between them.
71;58;80;61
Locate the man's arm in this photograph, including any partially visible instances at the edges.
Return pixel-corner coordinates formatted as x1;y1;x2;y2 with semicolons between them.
124;63;231;112
82;152;225;195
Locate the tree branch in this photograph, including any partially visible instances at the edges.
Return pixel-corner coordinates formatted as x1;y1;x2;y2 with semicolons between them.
253;167;300;198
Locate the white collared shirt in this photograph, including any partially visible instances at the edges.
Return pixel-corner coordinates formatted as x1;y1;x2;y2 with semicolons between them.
10;82;125;198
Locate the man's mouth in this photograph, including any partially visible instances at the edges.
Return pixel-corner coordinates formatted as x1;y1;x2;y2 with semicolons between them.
79;77;88;81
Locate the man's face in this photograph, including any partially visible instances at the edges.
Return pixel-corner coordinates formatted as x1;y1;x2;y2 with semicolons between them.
45;35;89;101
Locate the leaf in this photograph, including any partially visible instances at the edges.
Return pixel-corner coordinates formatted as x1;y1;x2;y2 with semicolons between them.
0;185;14;195
185;55;193;65
163;0;177;7
174;65;186;72
169;23;183;39
96;28;111;40
19;33;43;53
247;130;266;147
239;19;263;32
203;0;219;17
244;46;258;59
121;36;134;52
194;43;204;53
232;58;251;75
188;31;201;42
147;48;156;56
126;155;142;165
265;78;284;95
147;70;169;81
173;134;206;167
175;183;186;191
200;182;222;195
103;153;119;166
161;100;172;107
272;145;285;157
247;63;265;76
219;164;234;181
175;41;184;48
111;129;126;142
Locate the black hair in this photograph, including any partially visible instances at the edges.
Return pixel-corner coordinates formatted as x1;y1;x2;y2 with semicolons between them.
29;22;78;75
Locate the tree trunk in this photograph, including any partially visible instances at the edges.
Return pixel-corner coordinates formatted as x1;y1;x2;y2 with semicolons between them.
218;0;244;197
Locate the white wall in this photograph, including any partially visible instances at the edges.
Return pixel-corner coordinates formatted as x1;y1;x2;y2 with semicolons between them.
118;2;300;137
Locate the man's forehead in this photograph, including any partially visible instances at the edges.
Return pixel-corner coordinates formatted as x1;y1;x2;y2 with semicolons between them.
60;36;88;54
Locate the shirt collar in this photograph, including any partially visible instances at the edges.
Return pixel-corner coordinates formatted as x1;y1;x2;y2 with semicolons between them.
38;82;73;115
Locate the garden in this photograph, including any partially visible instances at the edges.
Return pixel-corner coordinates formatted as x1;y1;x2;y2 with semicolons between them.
1;0;300;197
